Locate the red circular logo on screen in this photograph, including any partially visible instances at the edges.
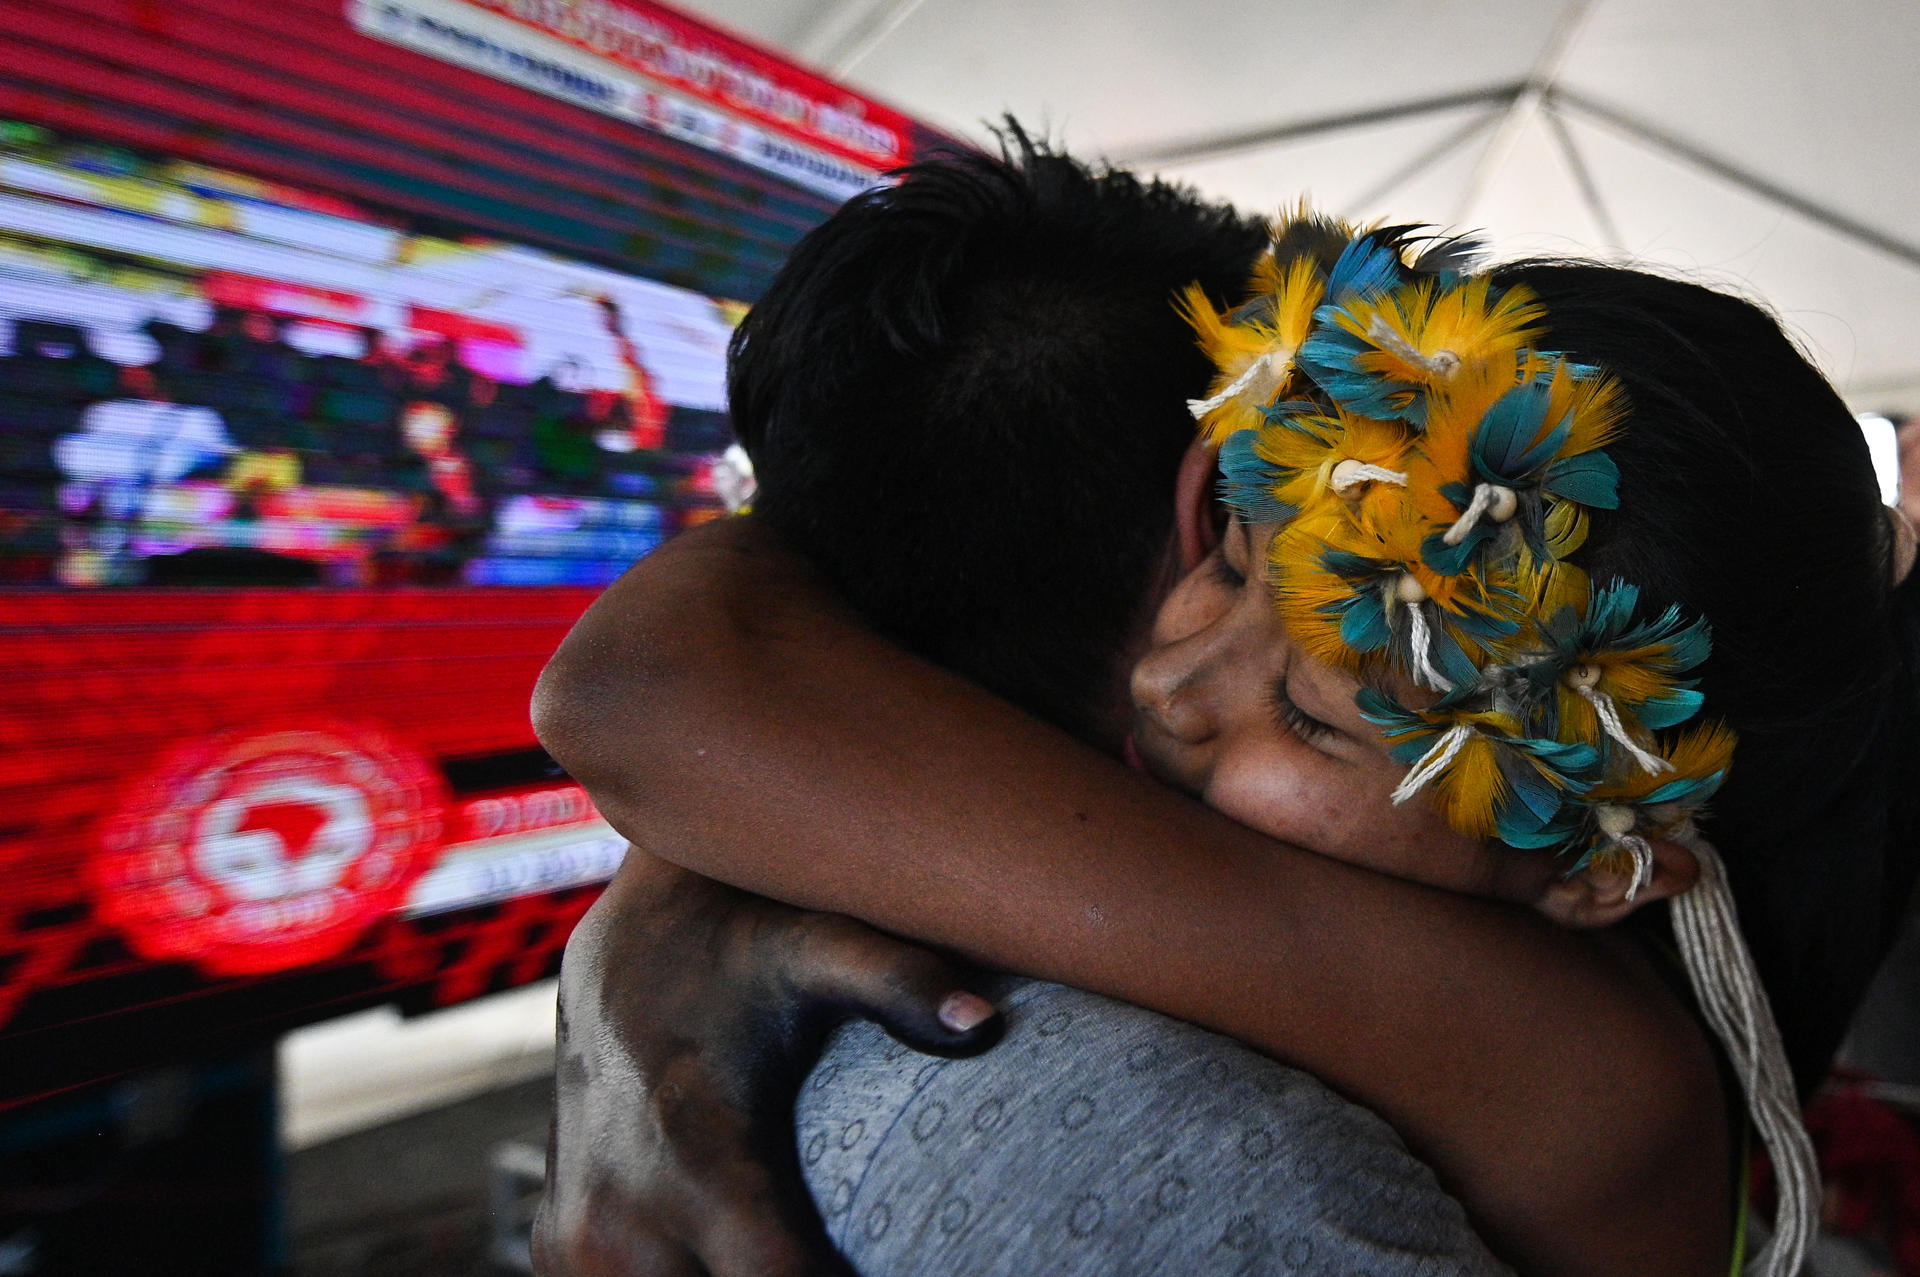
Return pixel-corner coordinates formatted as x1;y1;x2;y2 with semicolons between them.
91;725;447;976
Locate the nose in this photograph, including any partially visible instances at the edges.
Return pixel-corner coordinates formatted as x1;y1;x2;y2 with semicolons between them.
1131;626;1231;746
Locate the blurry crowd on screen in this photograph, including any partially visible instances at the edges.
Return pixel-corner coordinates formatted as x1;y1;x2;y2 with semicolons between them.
0;296;734;587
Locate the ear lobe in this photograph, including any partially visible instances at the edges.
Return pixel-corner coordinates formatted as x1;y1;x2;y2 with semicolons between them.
1174;436;1222;574
1533;837;1702;929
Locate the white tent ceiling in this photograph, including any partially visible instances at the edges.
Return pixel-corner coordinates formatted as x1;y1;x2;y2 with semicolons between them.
682;0;1920;413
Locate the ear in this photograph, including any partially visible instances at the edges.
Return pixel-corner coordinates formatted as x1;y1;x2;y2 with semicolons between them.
1173;436;1223;574
1533;838;1701;929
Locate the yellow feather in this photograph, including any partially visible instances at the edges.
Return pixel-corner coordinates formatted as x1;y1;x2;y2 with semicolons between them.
1249;249;1285;300
1357;494;1426;569
1272;251;1326;353
1270;512;1372;674
1587;721;1737;805
1539;357;1628;458
1403;358;1523;526
1255;410;1415;535
1177;256;1325;445
1512;541;1590;620
1590;648;1682;709
1430;729;1507;839
1543;498;1589;559
1360;497;1496;626
1663;719;1737;778
1554;684;1602;744
1334;277;1546;394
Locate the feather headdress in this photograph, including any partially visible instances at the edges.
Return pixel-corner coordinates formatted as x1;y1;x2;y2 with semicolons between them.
1185;210;1728;863
1183;209;1820;1277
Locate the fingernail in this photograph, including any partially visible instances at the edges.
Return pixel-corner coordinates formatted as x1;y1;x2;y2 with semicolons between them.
937;992;995;1034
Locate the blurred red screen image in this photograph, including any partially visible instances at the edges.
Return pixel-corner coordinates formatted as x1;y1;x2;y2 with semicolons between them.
0;0;949;1110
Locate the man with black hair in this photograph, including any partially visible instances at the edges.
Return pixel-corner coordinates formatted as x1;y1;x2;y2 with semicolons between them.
727;133;1258;746
534;133;1503;1275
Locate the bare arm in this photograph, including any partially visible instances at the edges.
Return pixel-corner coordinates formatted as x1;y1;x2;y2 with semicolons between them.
536;517;1728;1276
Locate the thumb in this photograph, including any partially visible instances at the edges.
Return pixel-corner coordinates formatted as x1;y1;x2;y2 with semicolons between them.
781;914;1002;1058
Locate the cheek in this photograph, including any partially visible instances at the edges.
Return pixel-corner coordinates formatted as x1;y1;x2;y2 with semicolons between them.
1203;737;1364;853
1204;737;1491;886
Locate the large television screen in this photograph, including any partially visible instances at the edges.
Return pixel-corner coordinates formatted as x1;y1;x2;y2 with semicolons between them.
0;0;949;1105
0;119;743;591
0;120;743;1103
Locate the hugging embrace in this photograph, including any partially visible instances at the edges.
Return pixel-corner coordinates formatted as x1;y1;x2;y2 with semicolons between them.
533;129;1920;1277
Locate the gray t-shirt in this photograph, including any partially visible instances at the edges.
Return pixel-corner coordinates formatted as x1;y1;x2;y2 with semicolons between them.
798;977;1510;1276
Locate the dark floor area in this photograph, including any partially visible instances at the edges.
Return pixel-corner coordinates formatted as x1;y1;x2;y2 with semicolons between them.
288;1076;552;1277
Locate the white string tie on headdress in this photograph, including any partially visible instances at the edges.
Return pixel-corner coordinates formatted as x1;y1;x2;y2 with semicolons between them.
1399;589;1455;694
1619;835;1655;901
1592;805;1655;901
1391;723;1473;805
1576;684;1674;776
1440;482;1518;546
1186;348;1293;420
1366;315;1461;379
1329;459;1409;496
1667;828;1820;1277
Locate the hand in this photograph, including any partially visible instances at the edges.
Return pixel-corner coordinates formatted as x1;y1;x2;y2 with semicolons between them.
532;848;1001;1277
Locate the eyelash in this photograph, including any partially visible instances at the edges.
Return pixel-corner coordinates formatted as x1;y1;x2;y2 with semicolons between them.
1271;679;1336;744
1209;532;1330;745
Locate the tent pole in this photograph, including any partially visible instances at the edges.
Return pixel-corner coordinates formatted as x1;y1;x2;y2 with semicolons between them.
1452;0;1598;225
1540;104;1625;254
795;0;934;77
1339;109;1505;221
1115;85;1523;169
1552;88;1920;273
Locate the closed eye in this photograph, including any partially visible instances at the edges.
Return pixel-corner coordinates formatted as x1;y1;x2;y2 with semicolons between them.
1271;677;1336;744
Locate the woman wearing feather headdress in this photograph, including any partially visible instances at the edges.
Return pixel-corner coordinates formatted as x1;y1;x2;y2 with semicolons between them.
537;205;1920;1277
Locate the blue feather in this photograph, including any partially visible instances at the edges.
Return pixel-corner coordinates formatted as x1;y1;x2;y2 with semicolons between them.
1644;768;1728;806
1502;821;1576;851
1533;355;1603;383
1443;585;1525;644
1297;320;1420;422
1355;690;1444;765
1502;752;1564;824
1525;738;1600;777
1387;738;1434;766
1216;430;1295;523
1591;581;1639;631
1258;399;1326;431
1324;234;1406;304
1541;452;1620;509
1322;548;1381;579
1339;594;1392;653
1639;688;1705;730
1414;617;1485;690
1609;598;1714;673
1636;607;1713;670
1469;384;1554;478
1356;686;1416;729
1421;531;1483;576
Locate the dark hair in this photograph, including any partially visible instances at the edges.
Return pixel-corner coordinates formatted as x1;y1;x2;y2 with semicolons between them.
1491;261;1920;1089
730;125;1265;743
